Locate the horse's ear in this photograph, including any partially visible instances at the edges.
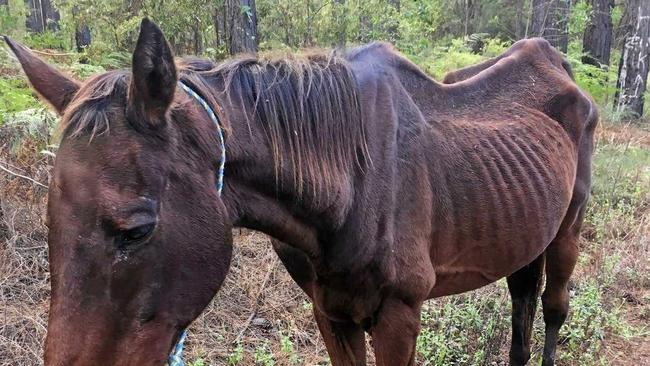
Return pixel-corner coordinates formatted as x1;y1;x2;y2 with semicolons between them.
2;36;80;114
128;18;177;126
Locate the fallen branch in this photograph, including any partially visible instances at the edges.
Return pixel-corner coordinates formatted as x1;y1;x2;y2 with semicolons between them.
31;49;76;57
0;163;48;188
233;256;278;344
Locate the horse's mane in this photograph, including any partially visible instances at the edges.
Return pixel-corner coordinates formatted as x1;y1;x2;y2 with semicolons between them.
182;50;369;195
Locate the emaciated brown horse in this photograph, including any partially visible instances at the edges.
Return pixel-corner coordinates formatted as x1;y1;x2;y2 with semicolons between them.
4;18;596;366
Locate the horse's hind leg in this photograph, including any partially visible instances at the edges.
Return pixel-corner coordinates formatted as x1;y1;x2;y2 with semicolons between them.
507;254;545;365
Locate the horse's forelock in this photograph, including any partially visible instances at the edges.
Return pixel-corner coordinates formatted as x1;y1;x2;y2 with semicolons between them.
59;71;130;140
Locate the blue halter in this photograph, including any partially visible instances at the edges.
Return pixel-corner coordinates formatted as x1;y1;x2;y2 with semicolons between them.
169;81;226;366
178;81;226;195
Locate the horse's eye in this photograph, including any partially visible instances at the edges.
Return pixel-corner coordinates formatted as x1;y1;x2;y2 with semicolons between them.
119;223;155;246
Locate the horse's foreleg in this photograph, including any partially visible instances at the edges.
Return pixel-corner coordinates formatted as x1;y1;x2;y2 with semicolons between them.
272;240;366;365
370;297;421;366
507;254;545;365
313;309;367;366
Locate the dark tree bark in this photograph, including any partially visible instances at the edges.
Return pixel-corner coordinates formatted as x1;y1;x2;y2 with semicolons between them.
615;0;638;48
227;0;257;54
531;0;570;53
0;0;8;6
193;24;203;54
582;0;613;66
463;0;478;37
75;24;91;51
25;0;60;32
214;1;227;49
72;7;91;52
614;0;650;119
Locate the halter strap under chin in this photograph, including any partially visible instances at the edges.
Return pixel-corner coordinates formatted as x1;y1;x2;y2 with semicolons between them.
169;81;226;366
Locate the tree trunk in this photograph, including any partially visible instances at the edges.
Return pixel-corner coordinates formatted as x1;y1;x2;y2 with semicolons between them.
72;6;91;52
531;0;570;53
75;24;91;51
614;0;650;119
214;1;227;49
614;0;638;48
582;0;613;66
463;0;477;37
227;0;257;54
515;0;525;39
25;0;60;32
193;24;203;55
0;0;8;6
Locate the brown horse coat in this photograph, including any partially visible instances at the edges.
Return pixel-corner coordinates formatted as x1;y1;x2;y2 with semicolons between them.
5;20;596;366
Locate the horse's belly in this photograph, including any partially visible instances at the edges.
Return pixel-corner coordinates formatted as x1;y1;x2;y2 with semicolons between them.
429;237;544;297
427;115;577;298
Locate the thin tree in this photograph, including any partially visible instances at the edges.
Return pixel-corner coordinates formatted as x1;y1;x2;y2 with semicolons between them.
25;0;60;32
614;0;650;119
227;0;258;54
214;0;227;50
514;0;525;39
582;0;614;67
72;7;91;52
332;0;346;47
531;0;570;53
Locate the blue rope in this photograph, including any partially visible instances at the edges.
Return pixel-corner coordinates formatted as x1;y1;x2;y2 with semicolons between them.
178;81;226;195
168;330;187;366
169;82;226;366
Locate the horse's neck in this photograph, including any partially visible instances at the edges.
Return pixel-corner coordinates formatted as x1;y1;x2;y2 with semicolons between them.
217;101;355;258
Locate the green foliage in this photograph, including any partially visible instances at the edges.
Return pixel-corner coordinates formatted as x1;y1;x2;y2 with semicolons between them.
568;1;592;42
0;78;40;123
0;0;28;38
408;37;508;81
587;143;650;241
279;332;300;365
253;341;275;366
24;31;67;50
227;342;244;365
189;358;205;366
417;286;510;365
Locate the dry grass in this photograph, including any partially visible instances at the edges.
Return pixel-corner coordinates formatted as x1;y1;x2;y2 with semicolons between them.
1;120;648;365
